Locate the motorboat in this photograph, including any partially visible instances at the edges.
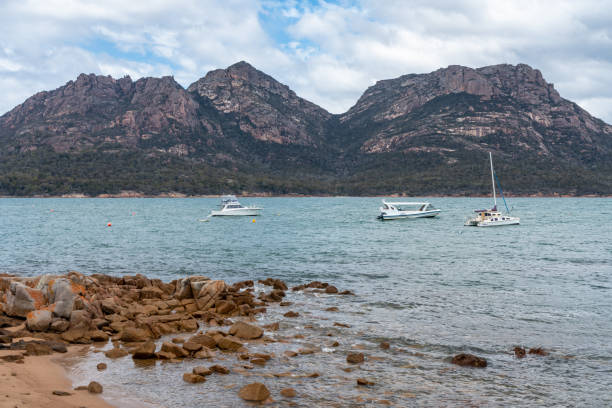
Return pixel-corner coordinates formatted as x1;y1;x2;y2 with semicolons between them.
210;195;262;216
464;152;520;227
378;201;441;220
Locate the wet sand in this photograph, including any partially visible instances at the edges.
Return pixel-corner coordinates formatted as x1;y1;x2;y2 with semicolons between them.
0;347;115;408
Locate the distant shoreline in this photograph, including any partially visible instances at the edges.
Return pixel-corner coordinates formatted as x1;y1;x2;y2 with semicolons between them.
0;193;610;199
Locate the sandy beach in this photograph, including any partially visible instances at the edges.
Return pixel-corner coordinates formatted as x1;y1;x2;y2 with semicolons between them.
0;346;115;408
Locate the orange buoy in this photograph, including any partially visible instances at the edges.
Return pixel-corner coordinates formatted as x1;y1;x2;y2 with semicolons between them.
252;219;256;223
107;222;112;227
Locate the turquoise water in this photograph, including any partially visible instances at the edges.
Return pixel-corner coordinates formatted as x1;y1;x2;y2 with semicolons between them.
1;197;611;406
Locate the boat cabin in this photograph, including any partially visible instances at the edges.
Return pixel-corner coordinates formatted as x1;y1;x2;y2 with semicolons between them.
381;201;434;212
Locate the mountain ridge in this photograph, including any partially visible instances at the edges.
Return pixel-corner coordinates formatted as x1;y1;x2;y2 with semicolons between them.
1;61;611;196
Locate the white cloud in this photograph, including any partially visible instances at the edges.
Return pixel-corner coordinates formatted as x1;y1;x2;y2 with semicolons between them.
0;0;611;124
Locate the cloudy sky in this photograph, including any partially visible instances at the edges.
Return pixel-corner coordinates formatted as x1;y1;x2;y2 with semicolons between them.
1;0;611;122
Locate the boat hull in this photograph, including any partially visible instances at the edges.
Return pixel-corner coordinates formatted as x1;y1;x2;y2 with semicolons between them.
378;209;441;220
464;218;520;227
210;208;262;216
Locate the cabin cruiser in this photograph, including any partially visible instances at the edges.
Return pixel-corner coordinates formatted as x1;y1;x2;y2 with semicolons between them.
378;201;441;220
210;195;262;216
465;152;520;227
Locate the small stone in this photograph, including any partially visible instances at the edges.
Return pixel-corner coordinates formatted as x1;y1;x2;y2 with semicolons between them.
280;388;296;398
155;351;176;360
357;378;375;386
324;285;338;294
161;342;189;358
347;352;365;364
325;307;339;312
528;347;548;356
87;381;103;394
283;311;299;318
284;351;298;357
229;321;264;340
104;348;128;359
194;349;215;359
52;390;71;396
380;341;390;350
89;330;110;342
132;342;156;359
334;322;350;328
263;322;279;331
250;358;266;366
279;301;292;307
209;365;230;374
514;346;526;358
188;334;217;349
217;337;243;352
182;341;203;353
238;382;270;401
183;373;206;383
451;353;487;368
172;337;185;343
331;341;340;347
193;366;212;376
96;363;107;371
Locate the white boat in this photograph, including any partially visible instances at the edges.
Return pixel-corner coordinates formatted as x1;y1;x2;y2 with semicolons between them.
210;195;262;216
378;201;441;220
464;152;520;227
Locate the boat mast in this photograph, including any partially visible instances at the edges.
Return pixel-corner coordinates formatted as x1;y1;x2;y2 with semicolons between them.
489;151;497;208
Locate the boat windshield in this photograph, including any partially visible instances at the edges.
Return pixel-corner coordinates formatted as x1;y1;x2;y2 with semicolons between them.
383;201;432;211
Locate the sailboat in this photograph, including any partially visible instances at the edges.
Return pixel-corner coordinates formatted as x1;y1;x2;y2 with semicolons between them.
464;152;520;227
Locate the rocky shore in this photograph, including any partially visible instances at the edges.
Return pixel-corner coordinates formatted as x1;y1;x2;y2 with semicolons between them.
1;271;549;406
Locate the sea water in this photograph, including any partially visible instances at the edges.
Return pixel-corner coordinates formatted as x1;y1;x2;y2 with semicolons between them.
1;197;610;406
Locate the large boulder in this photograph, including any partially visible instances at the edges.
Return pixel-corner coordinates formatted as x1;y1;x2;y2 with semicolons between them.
194;280;226;310
3;282;43;317
120;327;149;342
69;310;92;330
187;334;217;349
215;300;236;315
49;279;76;319
100;298;121;315
229;321;263;340
26;309;52;331
140;286;164;299
174;276;209;300
189;277;211;298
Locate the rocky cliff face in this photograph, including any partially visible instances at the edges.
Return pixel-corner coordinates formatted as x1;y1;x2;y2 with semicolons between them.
0;74;202;154
187;61;332;147
340;64;612;162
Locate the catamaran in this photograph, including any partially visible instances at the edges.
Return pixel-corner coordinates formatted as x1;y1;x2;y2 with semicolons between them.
378;201;441;220
464;152;519;227
209;195;262;216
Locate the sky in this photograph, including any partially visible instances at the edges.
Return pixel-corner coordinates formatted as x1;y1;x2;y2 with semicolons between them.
1;0;611;123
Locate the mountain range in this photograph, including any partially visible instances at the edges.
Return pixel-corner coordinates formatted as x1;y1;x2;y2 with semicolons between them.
1;61;611;196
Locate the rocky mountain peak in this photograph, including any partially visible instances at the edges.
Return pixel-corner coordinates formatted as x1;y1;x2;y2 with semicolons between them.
187;61;332;145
